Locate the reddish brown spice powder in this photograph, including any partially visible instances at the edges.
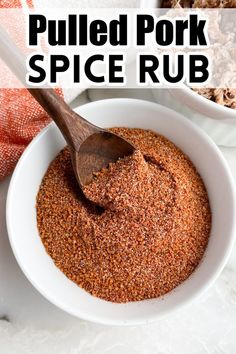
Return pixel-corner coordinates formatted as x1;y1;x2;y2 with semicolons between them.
36;128;211;303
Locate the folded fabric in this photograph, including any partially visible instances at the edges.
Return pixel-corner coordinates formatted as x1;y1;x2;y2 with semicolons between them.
0;0;43;180
0;88;64;179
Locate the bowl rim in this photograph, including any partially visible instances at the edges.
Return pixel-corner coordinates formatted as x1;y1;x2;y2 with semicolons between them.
169;86;236;121
6;98;236;325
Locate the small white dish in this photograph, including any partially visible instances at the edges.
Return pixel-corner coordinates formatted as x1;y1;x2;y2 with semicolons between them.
169;87;236;121
140;0;236;146
167;88;236;147
6;99;236;325
152;89;236;147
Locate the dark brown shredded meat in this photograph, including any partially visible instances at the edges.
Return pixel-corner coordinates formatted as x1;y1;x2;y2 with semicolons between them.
162;0;236;109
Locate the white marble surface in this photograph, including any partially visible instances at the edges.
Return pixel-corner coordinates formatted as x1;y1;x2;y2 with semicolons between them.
1;90;236;354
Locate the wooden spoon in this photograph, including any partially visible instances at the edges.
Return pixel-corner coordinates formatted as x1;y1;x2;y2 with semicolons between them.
29;88;135;187
0;26;135;188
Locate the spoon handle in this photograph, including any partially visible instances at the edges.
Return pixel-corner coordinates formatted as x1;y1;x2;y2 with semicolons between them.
28;88;98;150
0;24;98;150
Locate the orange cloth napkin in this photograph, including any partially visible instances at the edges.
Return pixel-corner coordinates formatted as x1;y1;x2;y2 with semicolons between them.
0;0;62;180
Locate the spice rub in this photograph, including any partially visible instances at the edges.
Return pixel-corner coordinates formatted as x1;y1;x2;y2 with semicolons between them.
36;128;211;303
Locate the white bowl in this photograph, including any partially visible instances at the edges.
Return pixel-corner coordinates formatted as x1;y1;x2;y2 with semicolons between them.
152;89;236;147
6;99;236;325
140;0;236;121
140;0;236;145
169;87;236;121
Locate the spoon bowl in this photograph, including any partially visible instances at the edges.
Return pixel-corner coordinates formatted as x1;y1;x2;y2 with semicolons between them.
28;88;136;189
